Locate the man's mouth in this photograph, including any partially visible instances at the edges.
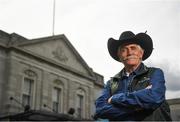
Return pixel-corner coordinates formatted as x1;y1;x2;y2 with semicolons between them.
123;55;138;61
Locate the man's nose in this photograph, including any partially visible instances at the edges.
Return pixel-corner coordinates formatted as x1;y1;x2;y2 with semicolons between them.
127;48;133;55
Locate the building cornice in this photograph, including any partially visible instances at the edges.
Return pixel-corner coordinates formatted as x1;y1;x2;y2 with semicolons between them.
167;98;180;105
1;45;96;81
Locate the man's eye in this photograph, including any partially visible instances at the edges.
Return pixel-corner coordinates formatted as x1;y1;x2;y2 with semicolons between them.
120;49;126;52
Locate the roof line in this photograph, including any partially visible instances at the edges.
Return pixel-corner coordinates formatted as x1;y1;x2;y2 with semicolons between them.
6;45;96;81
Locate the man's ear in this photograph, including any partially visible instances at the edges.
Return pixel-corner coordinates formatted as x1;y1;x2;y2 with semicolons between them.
117;51;120;61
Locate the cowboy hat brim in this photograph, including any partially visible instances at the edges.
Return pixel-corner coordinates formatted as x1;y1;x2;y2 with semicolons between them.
108;33;153;62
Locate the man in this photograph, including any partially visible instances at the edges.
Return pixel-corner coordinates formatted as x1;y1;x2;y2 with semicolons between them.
94;31;172;121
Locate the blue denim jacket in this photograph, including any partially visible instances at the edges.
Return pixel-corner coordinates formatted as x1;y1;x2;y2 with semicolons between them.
95;63;166;120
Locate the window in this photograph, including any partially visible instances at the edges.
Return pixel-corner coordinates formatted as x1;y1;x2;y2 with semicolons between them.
52;87;61;113
22;78;34;106
77;94;84;118
76;88;85;118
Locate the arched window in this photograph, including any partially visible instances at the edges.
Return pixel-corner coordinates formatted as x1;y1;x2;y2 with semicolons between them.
76;88;86;119
22;69;37;109
22;77;34;106
52;79;64;113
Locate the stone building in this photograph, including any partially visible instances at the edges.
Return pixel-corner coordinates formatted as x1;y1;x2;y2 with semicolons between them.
167;98;180;121
0;30;104;120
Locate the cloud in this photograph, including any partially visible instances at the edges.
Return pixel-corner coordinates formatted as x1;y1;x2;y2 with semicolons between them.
165;69;180;91
166;90;180;99
146;60;180;92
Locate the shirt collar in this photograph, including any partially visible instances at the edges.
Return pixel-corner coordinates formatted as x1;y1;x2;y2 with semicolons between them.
113;63;148;80
122;63;143;77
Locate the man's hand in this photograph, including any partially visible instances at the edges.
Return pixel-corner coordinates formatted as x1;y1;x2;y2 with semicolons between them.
108;96;113;103
146;85;152;89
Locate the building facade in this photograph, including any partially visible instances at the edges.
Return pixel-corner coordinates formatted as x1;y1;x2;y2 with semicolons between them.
167;98;180;121
0;30;104;120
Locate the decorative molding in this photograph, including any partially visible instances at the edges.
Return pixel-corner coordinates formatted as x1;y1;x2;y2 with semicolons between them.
24;69;36;77
76;88;85;95
52;46;68;62
53;79;63;86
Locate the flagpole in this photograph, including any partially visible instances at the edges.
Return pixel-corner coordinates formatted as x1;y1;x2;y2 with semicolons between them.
52;0;56;36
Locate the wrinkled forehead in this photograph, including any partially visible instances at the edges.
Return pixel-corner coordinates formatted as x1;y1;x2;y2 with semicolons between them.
118;43;141;49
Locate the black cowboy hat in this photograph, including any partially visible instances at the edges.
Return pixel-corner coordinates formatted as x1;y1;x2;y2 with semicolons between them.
107;31;153;62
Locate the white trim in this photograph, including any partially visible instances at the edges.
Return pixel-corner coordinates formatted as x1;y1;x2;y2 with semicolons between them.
52;79;64;113
76;88;86;119
21;69;37;110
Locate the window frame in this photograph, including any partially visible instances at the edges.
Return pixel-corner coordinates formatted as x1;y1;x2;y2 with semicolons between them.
22;77;35;108
52;87;62;113
76;88;86;119
52;79;64;113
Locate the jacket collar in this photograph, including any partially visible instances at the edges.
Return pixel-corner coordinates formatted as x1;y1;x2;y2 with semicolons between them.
112;63;149;80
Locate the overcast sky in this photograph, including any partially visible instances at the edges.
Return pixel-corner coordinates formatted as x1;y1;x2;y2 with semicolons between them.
0;0;180;99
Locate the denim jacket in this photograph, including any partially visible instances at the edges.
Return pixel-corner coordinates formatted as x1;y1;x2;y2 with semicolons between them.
95;63;171;121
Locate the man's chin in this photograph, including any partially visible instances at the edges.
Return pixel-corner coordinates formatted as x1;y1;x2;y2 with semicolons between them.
124;61;139;66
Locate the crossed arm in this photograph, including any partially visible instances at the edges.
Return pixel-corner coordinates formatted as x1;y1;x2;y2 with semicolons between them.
95;68;166;119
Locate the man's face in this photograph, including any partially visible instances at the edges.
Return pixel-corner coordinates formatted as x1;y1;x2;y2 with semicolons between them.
117;44;144;66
